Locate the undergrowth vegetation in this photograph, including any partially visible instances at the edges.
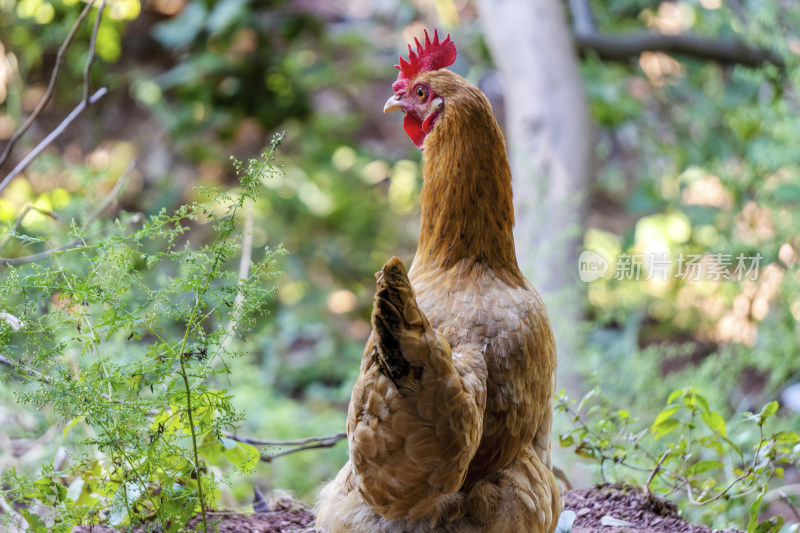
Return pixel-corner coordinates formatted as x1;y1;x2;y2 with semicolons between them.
0;136;285;532
557;387;800;532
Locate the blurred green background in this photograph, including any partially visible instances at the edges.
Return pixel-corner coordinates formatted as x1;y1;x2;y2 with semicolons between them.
1;0;799;529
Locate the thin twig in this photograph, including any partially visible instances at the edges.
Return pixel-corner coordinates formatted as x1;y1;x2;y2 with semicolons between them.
0;88;108;194
0;355;53;384
224;431;346;463
566;0;782;69
0;205;58;252
645;450;670;497
765;484;800;501
559;398;655;475
779;491;800;523
0;494;28;533
552;465;573;490
220;200;254;351
682;471;753;505
558;395;762;506
0;160;135;266
225;431;346;448
83;0;106;104
258;437;347;463
575;32;784;70
0;212;141;266
0;0;96;170
192;138;285;387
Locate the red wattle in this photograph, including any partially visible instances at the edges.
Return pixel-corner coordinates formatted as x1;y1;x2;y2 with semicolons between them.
422;112;437;133
403;113;426;150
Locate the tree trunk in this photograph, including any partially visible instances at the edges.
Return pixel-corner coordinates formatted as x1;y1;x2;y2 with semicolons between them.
477;0;591;389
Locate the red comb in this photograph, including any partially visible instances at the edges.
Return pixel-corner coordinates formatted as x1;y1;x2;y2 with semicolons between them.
393;29;457;92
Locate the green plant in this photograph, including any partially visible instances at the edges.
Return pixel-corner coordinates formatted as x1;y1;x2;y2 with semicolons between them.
0;134;287;532
557;387;800;532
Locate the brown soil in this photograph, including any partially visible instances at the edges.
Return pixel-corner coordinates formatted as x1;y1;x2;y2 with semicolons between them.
72;483;743;532
71;507;316;533
565;483;742;533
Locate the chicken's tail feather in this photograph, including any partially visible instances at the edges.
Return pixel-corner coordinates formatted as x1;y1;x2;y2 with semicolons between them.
372;256;426;387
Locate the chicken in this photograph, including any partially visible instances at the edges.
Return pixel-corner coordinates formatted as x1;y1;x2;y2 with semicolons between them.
315;29;560;533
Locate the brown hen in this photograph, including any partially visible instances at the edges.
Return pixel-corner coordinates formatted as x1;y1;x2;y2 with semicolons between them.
316;30;560;533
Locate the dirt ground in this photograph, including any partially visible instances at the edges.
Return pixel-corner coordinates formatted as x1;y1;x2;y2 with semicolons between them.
565;483;742;533
71;483;743;532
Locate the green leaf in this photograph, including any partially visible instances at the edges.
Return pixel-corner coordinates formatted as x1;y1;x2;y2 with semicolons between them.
759;401;779;421
747;488;766;532
54;482;67;503
19;509;47;532
559;432;575;447
700;435;726;455
773;431;800;443
652;418;680;439
577;390;595;413
689;459;724;475
617;409;629;420
652;405;680;427
575;442;598;458
701;411;727;438
754;516;784;533
667;389;685;404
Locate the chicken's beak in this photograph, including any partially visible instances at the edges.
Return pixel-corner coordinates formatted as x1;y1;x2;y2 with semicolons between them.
383;94;404;114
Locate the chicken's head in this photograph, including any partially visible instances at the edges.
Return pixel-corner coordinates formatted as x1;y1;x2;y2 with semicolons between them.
383;29;456;150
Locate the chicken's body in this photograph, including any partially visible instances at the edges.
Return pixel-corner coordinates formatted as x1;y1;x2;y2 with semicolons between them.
316;31;559;533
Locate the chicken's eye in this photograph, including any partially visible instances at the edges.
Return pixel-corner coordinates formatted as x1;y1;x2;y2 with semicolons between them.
415;86;427;100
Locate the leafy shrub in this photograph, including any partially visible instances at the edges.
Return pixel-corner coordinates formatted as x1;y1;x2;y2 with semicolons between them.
0;135;286;532
557;386;800;532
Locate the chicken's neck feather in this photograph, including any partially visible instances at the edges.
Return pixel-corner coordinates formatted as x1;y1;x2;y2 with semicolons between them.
413;83;524;286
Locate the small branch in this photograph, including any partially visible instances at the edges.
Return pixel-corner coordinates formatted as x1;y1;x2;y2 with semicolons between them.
0;205;58;252
225;432;346;448
0;161;135;266
564;0;781;69
575;32;784;70
236;203;255;303
258;437;346;463
178;355;209;532
0;355;53;384
552;465;573;490
644;450;670;497
0;88;108;194
83;0;106;104
0;494;28;533
220;200;254;351
765;484;800;501
224;432;347;463
0;0;96;170
779;491;800;523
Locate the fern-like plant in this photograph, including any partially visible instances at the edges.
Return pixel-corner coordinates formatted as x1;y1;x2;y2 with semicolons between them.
0;134;287;532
